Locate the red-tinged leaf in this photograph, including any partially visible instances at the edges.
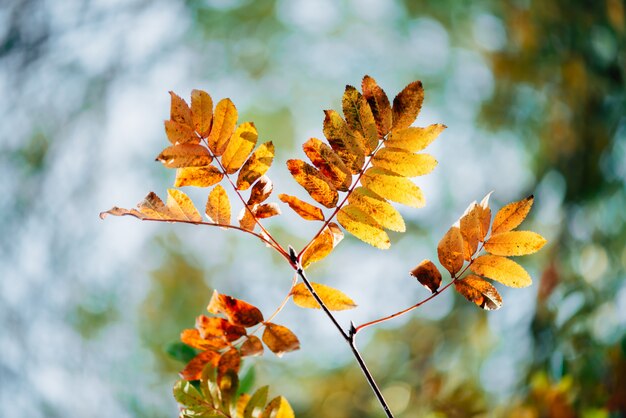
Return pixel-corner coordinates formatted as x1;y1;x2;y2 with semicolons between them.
262;323;300;357
164;120;199;145
255;203;281;219
286;159;338;208
300;222;343;268
240;335;264;357
156;144;212;168
180;350;220;381
410;260;442;293
302;137;352;192
238;206;257;231
342;85;379;153
492;195;534;234
392;80;424;130
207;290;264;327
217;348;241;383
278;194;325;222
191;89;213;137
195;315;246;342
180;328;228;351
248;176;273;205
170;91;193;127
454;275;502;310
207;98;238;156
437;224;464;276
362;75;392;138
323;109;365;174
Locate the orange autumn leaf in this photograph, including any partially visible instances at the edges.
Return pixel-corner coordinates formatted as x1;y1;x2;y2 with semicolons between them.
169;91;193;127
205;185;231;225
410;260;442;293
492;195;534;234
191;89;213;137
180;328;228;351
437;224;465;276
180;350;220;381
347;187;405;232
291;282;357;311
454;275;502;310
195;315;246;342
236;141;275;190
262;323;300;357
392;80;424;130
164;120;199;145
300;223;343;268
484;231;547;256
221;122;258;174
302;137;352;192
156;144;213;168
238;205;257;231
207;98;237;156
362;75;392;138
248;176;273;205
337;204;390;249
207;290;264;328
174;165;223;188
255;203;281;219
240;335;264;357
278;194;325;222
166;189;202;222
361;167;425;208
286;159;338;208
342;85;379;153
470;254;532;288
217;348;241;383
323;109;365;173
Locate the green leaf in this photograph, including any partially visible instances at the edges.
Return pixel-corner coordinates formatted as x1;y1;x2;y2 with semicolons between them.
244;385;269;418
173;380;207;409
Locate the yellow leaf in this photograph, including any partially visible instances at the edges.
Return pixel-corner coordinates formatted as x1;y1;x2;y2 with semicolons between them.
361;75;392;138
392;80;424;130
205;185;231;225
240;335;264;357
262;396;295;418
236;141;274;190
454;275;502;310
459;201;483;260
191;89;213;137
164;120;199;145
484;231;547;256
137;192;171;219
174;166;223;188
278;194;325;222
371;148;437;177
248;176;273;205
221;122;258;174
337;204;390;249
361;167;425;208
236;393;251;418
410;259;442;293
437;224;464;275
385;124;446;152
166;189;202;222
302;138;352;192
291;282;356;310
169;91;193;127
238;206;257;231
262;323;300;357
300;223;343;268
207;98;237;156
348;187;405;232
342;85;378;153
492;195;534;234
255;203;281;219
156;144;213;168
286;159;338;208
470;254;532;288
323;110;365;174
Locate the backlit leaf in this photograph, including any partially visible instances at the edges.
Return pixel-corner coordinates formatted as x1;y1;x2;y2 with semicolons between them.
181;329;228;351
165;120;199;145
236;394;251;418
137;192;171;219
156;144;213;168
459;201;483;260
195;315;245;342
191;89;213;137
361;167;425;208
302;137;352;191
385;124;446;152
291;282;356;311
410;260;442;293
240;336;264;357
167;189;202;222
180;350;220;381
244;386;268;418
217;348;241;383
300;223;343;268
175;166;224;188
478;192;493;241
255;203;281;219
221;122;258;174
99;206;146;221
470;254;532;288
337;204;390;249
342;85;378;153
392;80;424;130
238;206;257;231
348;187;405;232
278;194;325;221
371;148;437;177
323;109;365;174
262;323;300;357
205;185;231;225
248;176;273;205
236;141;274;190
170;91;193;127
218;369;238;414
262;396;295;418
492;195;534;234
361;75;392;138
437;224;464;276
173;380;206;408
207;98;238;156
484;231;547;256
207;290;264;327
286;159;338;208
454;275;502;310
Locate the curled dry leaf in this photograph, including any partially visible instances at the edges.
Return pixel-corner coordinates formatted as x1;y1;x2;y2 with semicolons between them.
240;335;264;357
385;124;446;152
348;187;405;232
484;231;547;256
169;91;193;127
180;350;220;381
278;194;325;222
247;176;273;206
323;109;365;173
362;75;392;138
166;189;202;222
286;159;338;208
262;396;295;418
156;144;213;168
195;315;245;342
181;328;228;351
459;201;483;260
207;98;238;156
392;80;424;131
207;290;264;327
492;195;534;234
361;167;425;208
221;122;258;174
164;120;198;145
372;148;437;177
291;282;357;311
470;254;532;288
454;275;502;310
174;165;223;188
255;203;281;219
217;348;241;383
337;204;390;249
205;185;231;225
302;137;352;192
342;85;378;153
410;260;442;293
236;141;275;190
300;222;343;268
137;192;171;219
262;323;300;357
238;205;257;231
191;89;213;137
437;224;465;276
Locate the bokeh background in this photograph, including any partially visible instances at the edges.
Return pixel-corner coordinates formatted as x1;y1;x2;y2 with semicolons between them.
1;0;625;417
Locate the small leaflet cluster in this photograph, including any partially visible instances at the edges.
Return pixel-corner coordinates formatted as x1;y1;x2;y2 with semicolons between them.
174;290;298;417
412;194;547;310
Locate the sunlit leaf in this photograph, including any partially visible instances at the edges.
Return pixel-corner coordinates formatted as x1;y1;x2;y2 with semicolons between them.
207;98;238;156
337;204;390;249
478;192;493;241
238;206;257;231
362;75;392;138
454;275;502;310
262;396;295;418
167;189;202;222
236;394;251;418
262;323;300;357
300;223;343;268
255;203;281;219
156;144;213;168
191;89;213;137
323;109;365;174
175;166;224;188
385;124;446;152
470;254;532;288
302;137;352;191
342;85;378;153
236;141;275;190
181;328;228;351
180;350;220;381
173;380;206;408
371;148;437;177
484;231;547;256
392;80;424;130
361;167;425;208
244;386;268;418
207;290;264;327
248;176;273;205
278;194;325;221
221;122;258;174
205;185;231;225
437;224;464;276
286;159;338;208
492;195;534;234
459;201;483;260
410;260;442;293
291;282;356;310
240;335;264;357
170;91;193;127
165;120;199;145
200;364;219;408
348;187;405;232
217;348;241;383
195;315;245;342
